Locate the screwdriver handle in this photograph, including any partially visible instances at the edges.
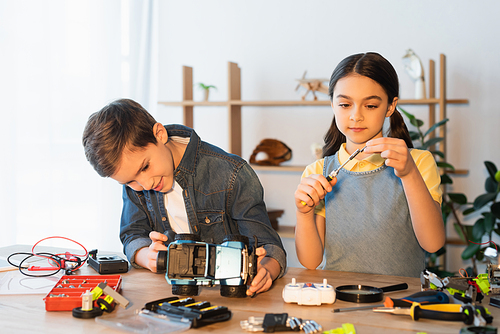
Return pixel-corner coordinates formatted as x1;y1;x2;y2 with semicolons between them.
387;291;450;308
411;303;464;322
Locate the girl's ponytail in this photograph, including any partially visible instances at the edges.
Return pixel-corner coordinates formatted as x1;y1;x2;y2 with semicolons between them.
322;118;346;157
388;108;414;148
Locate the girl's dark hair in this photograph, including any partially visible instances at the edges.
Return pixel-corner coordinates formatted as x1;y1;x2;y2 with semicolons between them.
323;52;413;157
82;99;157;177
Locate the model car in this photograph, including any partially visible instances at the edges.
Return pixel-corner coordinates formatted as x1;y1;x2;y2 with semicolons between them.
156;233;257;297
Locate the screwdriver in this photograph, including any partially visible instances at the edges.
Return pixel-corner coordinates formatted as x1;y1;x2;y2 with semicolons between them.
333;290;449;312
374;302;465;322
301;145;367;206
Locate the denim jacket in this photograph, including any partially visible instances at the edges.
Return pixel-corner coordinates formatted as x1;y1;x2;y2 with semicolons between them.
120;124;287;278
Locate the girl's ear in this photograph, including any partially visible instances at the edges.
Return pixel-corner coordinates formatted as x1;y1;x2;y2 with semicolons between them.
153;123;168;144
386;97;398;117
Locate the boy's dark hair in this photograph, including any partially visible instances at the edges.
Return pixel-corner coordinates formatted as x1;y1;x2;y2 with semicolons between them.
323;52;413;157
82;99;157;177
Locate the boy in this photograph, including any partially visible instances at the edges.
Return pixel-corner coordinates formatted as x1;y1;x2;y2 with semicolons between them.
82;99;286;295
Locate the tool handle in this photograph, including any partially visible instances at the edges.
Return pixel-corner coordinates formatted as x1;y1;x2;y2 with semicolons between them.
391;291;449;307
380;283;408;293
412;304;464;322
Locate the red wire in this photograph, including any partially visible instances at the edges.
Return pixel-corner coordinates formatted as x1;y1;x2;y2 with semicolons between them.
30;236;89;271
467;240;498;252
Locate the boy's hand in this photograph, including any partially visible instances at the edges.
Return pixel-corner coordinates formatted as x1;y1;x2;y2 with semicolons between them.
246;247;277;296
147;231;170;272
135;231;170;272
294;174;336;212
365;138;416;178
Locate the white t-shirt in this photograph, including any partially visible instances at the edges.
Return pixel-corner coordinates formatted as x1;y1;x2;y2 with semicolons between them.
163;136;191;233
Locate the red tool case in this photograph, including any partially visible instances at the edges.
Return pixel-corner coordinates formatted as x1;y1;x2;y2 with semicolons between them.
44;275;122;311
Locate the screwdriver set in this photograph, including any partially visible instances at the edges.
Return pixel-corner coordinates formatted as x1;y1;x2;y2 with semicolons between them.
44;274;122;311
141;296;232;328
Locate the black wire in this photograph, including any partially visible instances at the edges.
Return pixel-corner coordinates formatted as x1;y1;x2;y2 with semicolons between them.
7;251;87;278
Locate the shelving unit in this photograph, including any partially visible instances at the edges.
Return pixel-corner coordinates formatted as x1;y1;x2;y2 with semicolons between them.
159;55;468;174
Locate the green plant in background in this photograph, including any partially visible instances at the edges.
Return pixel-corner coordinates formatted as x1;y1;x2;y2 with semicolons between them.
399;107;456;277
457;161;500;275
401;106;500;276
195;83;217;101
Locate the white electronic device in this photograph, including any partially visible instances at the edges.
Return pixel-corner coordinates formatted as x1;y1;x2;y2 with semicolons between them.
282;278;335;305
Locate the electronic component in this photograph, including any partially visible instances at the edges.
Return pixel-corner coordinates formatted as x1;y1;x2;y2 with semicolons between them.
88;249;129;274
282;278;335;305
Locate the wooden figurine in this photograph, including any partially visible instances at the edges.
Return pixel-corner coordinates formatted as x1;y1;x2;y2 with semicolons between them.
295;71;329;100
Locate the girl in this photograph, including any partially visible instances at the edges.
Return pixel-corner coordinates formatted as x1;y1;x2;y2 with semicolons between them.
294;52;445;277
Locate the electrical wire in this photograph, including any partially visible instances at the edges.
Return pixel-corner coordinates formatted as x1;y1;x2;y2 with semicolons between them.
7;236;89;277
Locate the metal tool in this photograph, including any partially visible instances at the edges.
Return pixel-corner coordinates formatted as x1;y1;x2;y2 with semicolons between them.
326;145;367;182
301;145;367;206
333;290;449;312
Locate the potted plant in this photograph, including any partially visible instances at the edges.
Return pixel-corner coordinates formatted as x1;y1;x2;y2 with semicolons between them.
195;83;217;101
400;107;500;276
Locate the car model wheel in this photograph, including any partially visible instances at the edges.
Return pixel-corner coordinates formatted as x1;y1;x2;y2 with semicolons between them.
220;284;247;298
172;284;199;296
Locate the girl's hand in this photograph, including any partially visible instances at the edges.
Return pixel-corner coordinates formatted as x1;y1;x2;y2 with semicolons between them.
247;247;273;296
294;174;336;212
365;137;417;178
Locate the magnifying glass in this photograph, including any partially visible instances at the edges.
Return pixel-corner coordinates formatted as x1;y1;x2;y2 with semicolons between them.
335;283;408;303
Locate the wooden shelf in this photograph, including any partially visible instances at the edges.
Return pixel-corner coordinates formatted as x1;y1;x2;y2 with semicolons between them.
251;165;306;172
158;55;469;170
159;98;469;107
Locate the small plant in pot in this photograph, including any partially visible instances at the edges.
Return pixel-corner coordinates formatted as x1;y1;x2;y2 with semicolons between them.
195;83;217;101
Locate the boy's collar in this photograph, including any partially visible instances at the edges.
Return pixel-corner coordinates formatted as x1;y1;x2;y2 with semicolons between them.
165;124;198;176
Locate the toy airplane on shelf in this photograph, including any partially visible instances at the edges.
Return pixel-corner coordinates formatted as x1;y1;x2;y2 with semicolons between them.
295;71;329;101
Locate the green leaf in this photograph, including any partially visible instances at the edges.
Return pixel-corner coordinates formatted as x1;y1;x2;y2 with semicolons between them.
434;246;447;257
473;192;497;210
483;213;495;235
485;161;498;181
492;202;500;220
431;151;445;159
463;207;476;216
399;107;415;120
409;131;420;141
462;242;481;260
422;137;444;150
476;248;485;262
440;173;453;185
437;162;455;170
448;193;467;205
472;218;485;240
424;118;449;138
410;118;424;128
453;223;467;243
485;177;498;193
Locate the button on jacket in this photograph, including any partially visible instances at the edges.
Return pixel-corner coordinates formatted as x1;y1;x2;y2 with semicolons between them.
120;124;287;278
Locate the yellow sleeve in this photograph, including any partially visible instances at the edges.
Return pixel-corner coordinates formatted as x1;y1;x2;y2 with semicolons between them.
301;159;326;218
410;149;443;205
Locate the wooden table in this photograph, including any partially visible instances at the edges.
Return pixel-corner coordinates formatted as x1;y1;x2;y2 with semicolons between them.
1;249;499;334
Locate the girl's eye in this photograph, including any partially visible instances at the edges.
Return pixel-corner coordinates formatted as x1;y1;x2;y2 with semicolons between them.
339;103;350;108
366;104;378;109
142;163;150;172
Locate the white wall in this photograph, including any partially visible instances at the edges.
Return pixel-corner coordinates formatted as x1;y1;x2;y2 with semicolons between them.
157;0;500;272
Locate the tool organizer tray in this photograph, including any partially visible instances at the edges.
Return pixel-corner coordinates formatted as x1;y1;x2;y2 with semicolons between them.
44;275;122;311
